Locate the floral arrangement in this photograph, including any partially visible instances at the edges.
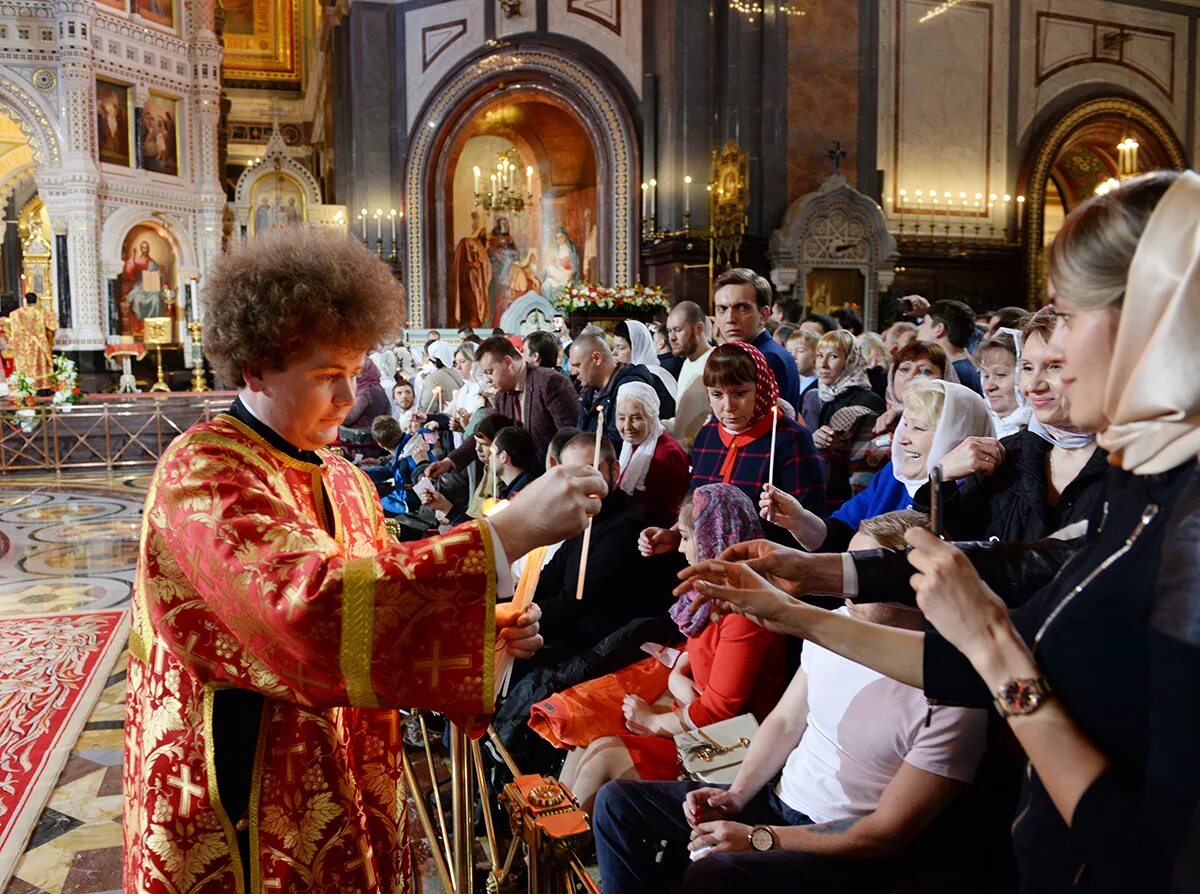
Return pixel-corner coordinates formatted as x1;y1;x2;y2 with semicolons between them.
51;354;83;406
6;371;36;409
557;281;670;315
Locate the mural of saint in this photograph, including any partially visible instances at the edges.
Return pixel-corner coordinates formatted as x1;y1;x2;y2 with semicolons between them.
141;94;178;176
487;216;520;327
119;235;173;339
254;196;275;234
506;250;542;305
541;227;580;304
452;212;492;328
96;81;130;167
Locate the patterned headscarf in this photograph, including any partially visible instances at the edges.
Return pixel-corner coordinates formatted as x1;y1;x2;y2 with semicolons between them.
669;484;763;637
817;335;873;403
725;341;779;425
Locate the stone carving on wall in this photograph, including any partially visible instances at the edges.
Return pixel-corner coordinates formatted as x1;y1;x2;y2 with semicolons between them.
768;174;897;331
421;20;468;72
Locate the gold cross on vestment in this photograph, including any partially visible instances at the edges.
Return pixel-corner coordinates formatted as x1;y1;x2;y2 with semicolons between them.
414;531;474;564
412;640;473;689
272;743;307;783
346;837;380;887
166;765;204;817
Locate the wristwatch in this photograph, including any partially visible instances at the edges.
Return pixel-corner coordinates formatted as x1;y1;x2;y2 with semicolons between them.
748;825;778;852
993;676;1052;717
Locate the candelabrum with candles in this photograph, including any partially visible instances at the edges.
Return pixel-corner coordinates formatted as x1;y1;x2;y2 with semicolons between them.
890;187;1026;254
473;150;534;215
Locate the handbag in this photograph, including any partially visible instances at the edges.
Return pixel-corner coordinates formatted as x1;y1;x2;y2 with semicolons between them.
674;713;758;784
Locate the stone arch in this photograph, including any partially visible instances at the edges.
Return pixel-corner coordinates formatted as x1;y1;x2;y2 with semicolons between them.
406;43;639;328
0;72;62;169
1019;94;1186;302
100;207;199;278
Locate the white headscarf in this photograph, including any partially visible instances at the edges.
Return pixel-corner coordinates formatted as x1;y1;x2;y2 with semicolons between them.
1013;328;1095;450
625;319;678;399
615;381;665;496
1098;171;1200;474
986;327;1032;438
427;340;457;370
892;380;996;496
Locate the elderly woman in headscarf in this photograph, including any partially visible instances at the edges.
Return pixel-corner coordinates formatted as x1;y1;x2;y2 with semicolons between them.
761;377;994;552
614;381;690;526
680;170;1200;893
978;328;1031;438
615;319;678;401
414;339;465;415
800;329;887;508
555;484;787;813
639;342;826;556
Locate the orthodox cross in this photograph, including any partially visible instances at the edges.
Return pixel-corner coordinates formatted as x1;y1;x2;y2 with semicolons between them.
413;640;473;689
167;765;204;817
827;141;848;175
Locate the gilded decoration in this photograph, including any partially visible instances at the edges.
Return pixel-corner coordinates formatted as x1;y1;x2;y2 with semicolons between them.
710;141;749;267
220;0;304;89
406;47;634;328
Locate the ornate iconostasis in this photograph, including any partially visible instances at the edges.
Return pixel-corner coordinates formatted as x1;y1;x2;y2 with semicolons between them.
441;93;598;329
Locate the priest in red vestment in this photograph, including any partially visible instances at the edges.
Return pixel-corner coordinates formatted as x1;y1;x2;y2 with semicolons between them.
121;228;606;894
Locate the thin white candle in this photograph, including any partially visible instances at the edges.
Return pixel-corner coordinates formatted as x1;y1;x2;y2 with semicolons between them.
375;209;382;240
575;405;605;600
768;404;779;489
389;209;397;243
360;208;367;240
473;165;481;194
684;174;693;216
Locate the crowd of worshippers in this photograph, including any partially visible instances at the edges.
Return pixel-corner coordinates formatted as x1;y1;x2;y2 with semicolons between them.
333;176;1194;894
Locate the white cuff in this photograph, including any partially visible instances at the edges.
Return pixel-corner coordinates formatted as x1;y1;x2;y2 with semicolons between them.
484;519;515;599
841;552;859;598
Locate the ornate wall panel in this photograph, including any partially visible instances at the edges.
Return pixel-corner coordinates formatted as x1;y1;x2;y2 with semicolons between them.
404;0;485;131
548;0;641;99
1016;0;1189;147
220;0;303;89
878;0;1010;233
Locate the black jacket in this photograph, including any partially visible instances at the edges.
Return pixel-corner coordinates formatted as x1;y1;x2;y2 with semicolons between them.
579;363;676;445
858;460;1200;893
915;430;1109;542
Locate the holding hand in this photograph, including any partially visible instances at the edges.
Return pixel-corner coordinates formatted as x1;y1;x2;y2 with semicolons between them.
905;528;1014;667
689;820;754;856
812;424;836;450
683;786;744;828
687;539;818;597
873;407;901;436
622;694;665;736
639;526;682;557
937;436;1005;481
418;488;452;515
677;560;805;635
496;602;543;660
424;458;453;480
487;464;607;560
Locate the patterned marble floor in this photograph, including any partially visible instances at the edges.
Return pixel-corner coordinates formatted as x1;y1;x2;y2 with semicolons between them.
0;474;146;894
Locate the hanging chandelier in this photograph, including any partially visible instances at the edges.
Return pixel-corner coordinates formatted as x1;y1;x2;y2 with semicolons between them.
473;150;533;215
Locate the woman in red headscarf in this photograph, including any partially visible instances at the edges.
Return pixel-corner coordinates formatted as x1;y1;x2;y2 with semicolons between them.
640;342;826;551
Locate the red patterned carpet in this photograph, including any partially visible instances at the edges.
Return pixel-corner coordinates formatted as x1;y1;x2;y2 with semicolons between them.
0;610;129;891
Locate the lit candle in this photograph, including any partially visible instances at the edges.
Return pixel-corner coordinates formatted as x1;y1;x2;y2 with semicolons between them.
526;164;533;192
576;406;605;601
389;209;397;243
649;178;658;221
1016;194;1025;230
683;174;693;216
375;208;382;240
473;165;481;194
360;207;367;240
641;181;649;222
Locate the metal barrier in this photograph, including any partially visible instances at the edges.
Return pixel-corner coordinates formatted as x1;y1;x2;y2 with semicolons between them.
0;398;226;473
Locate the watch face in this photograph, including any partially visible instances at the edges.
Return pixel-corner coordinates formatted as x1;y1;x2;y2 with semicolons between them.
1000;678;1047;713
750;826;774;851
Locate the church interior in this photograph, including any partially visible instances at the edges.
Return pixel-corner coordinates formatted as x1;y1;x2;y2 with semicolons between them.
0;1;1197;893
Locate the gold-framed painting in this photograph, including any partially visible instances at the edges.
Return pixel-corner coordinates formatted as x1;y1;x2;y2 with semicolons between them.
134;0;175;31
249;172;307;237
95;78;133;167
221;0;304;89
141;92;180;176
96;0;128;12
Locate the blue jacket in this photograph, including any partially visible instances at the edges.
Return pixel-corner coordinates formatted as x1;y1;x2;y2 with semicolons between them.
823;462;914;549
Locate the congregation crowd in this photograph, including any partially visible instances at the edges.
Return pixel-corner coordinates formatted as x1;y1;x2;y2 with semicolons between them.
327;170;1200;893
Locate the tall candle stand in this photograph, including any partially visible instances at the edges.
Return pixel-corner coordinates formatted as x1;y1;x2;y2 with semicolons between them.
188;318;209;392
144;317;172;394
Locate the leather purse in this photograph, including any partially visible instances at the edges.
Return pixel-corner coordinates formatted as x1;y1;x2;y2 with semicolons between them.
674;713;758;784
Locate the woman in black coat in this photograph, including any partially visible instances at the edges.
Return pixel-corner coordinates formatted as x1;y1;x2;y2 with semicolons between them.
915;310;1108;542
682;171;1200;893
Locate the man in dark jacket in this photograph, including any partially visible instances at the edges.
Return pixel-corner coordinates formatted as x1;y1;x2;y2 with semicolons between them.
569;332;676;444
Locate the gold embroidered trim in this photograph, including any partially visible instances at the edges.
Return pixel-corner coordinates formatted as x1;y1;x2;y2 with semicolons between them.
477;520;497;714
203;683;247;894
248;699;269;894
217;414;325;471
341;556;379;708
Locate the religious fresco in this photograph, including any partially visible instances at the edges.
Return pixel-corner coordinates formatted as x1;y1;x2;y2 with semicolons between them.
220;0;304;89
117;224;176;340
448;134;596;329
134;0;174;30
140;93;179;176
249;172;306;237
95;0;127;12
95;79;132;167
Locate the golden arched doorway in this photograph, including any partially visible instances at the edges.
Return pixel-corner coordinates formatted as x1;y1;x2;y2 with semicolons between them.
442;92;598;329
1021;97;1186;303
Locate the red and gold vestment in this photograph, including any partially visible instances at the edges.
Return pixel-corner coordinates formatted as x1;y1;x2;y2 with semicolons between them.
123;413;497;892
3;302;57;388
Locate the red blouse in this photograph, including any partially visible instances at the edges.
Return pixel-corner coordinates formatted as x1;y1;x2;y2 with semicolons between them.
627;430;691;526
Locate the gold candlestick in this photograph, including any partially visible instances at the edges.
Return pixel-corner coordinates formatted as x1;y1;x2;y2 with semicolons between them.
188;318;209;392
144;316;172;393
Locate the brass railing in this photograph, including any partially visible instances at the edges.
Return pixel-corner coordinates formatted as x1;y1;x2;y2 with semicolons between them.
0;398;227;473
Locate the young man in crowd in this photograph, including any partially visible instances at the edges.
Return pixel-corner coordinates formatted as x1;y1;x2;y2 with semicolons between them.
711;268;801;410
665;300;715;452
916;299;983;394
